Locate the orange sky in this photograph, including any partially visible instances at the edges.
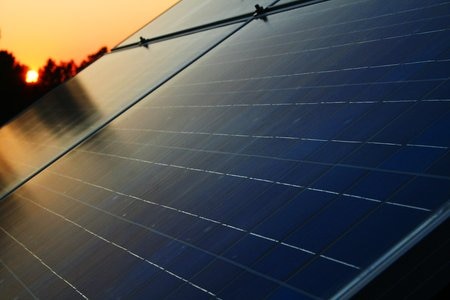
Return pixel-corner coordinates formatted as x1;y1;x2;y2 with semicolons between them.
0;0;179;70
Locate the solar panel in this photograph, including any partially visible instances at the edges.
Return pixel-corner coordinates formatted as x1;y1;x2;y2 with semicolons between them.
1;0;449;299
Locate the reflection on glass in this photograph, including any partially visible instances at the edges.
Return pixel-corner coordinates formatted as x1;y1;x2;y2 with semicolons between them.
0;24;239;198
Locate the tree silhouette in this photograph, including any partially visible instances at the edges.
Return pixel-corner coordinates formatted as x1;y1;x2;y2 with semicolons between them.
39;58;77;91
0;50;33;125
0;47;108;126
77;46;108;72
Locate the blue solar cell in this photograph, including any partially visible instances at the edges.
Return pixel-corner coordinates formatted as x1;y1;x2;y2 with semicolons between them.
287;257;359;299
311;166;367;194
217;271;279;299
325;205;430;268
427;151;450;177
194;225;246;254
285;195;376;252
389;177;450;210
341;143;401;167
252;244;311;281
279;162;329;187
128;270;184;299
165;248;214;278
253;190;335;240
222;234;274;267
335;103;413;141
165;283;213;300
347;171;412;202
189;259;243;293
225;184;301;229
372;102;450;144
306;141;361;164
412;111;450;147
379;146;447;173
268;286;315;300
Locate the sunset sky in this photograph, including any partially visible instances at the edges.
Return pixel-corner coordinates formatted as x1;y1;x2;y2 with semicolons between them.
0;0;179;71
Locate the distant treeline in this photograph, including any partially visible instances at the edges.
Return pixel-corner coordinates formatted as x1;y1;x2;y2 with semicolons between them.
0;47;108;126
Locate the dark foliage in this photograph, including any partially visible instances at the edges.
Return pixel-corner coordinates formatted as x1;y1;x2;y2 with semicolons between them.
0;47;108;126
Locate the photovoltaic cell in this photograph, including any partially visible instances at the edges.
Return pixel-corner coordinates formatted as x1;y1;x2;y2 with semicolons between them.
1;0;449;299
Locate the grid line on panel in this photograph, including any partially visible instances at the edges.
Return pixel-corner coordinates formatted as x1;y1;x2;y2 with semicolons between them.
16;185;323;299
75;148;432;213
12;194;221;299
162;77;450;98
209;7;450;62
0;227;88;300
143;98;450;109
43;169;360;270
169;59;450;89
0;259;39;300
111;127;450;153
187;27;450;69
99;131;450;182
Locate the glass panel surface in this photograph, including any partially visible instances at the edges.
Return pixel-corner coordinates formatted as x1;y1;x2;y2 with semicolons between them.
1;1;449;299
0;24;239;198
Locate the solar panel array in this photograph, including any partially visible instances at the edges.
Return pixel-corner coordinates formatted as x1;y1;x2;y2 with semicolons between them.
1;0;450;299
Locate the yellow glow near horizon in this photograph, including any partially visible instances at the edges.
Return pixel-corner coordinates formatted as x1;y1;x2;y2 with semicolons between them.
25;70;39;83
0;1;179;70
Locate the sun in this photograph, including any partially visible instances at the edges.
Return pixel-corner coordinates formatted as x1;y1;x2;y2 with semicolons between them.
25;70;39;84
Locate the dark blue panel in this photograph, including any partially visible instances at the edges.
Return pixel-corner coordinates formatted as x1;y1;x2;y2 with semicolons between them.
411;111;450;147
253;190;335;240
347;172;412;202
190;259;243;293
223;234;274;266
268;286;315;300
341;144;400;167
278;163;329;187
378;146;447;173
281;140;325;161
128;271;184;299
225;185;301;229
165;283;213;300
284;196;376;253
165;248;214;278
311;167;367;193
427;151;450;177
217;271;279;299
193;225;245;255
252;245;311;281
109;262;160;297
389;177;450;210
325;205;429;268
336;103;412;141
306;142;360;164
372;102;450;144
287;258;359;299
